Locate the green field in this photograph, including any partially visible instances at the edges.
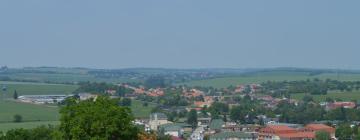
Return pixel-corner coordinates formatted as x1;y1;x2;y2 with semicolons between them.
0;99;155;131
0;81;78;98
181;72;360;88
0;100;59;122
291;91;360;102
0;73;140;84
130;100;156;119
0;121;59;132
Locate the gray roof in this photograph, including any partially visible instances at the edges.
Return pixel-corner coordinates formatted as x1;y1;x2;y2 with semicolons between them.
210;132;253;139
209;119;225;130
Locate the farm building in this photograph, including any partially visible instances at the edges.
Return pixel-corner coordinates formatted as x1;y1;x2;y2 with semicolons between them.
18;94;72;104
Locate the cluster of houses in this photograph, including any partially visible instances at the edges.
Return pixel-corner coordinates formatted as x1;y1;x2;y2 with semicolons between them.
323;101;357;110
138;112;336;140
235;84;261;94
258;124;335;140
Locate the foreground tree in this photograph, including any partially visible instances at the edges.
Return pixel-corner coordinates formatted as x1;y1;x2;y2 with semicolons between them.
0;125;60;140
60;96;138;140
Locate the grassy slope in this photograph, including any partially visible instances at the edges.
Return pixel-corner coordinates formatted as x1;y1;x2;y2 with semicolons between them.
0;100;156;131
0;101;59;122
0;80;155;131
181;72;360;88
0;81;71;129
0;81;78;98
291;91;360;102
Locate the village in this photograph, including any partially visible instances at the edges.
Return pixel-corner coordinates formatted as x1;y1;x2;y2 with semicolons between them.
12;79;360;140
15;81;360;140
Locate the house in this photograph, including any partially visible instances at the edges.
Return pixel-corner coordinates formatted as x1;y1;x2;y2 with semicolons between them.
147;88;165;97
209;132;256;140
105;89;117;95
195;101;212;108
149;113;171;130
160;124;184;138
276;132;314;140
303;124;335;138
78;93;97;101
222;124;262;133
259;125;298;140
184;89;205;98
258;124;336;140
326;102;356;110
235;85;245;93
198;117;211;127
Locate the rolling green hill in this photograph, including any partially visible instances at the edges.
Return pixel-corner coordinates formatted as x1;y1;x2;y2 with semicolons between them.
180;72;360;88
0;81;78;98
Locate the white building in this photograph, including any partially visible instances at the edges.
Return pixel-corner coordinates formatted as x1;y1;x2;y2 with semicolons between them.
149;113;171;131
18;94;72;104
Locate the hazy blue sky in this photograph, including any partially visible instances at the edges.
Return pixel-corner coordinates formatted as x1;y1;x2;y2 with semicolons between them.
0;0;359;69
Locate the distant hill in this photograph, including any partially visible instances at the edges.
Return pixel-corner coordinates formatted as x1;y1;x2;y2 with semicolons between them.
0;67;359;85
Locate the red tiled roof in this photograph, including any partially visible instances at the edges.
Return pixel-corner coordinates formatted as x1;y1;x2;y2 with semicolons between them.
278;132;315;138
268;125;296;132
305;124;335;133
259;125;297;134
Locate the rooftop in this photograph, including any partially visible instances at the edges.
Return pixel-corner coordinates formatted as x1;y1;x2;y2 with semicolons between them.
209;119;225;130
210;132;253;139
267;125;296;132
305;124;335;133
278;132;315;138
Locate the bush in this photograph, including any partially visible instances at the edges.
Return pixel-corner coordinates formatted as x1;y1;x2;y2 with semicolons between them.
13;114;22;123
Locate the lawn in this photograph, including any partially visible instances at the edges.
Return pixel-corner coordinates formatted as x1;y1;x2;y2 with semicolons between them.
291;91;360;102
0;121;59;132
130;100;156;119
0;81;78;98
181;72;360;88
0;99;155;131
0;100;59;123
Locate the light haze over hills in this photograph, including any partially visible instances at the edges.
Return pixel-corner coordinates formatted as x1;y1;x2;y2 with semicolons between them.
0;0;359;69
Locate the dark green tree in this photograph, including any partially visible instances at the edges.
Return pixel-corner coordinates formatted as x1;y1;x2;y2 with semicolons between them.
13;114;22;123
13;90;18;100
315;131;330;140
187;109;198;129
230;106;245;123
336;124;352;140
121;98;132;106
302;95;314;103
208;102;229;119
59;96;138;140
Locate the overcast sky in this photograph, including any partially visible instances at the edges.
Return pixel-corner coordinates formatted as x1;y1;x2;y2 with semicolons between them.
0;0;359;69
